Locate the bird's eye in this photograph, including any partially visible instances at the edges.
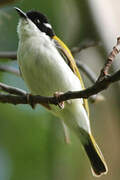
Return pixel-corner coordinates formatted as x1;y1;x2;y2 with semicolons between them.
35;18;40;24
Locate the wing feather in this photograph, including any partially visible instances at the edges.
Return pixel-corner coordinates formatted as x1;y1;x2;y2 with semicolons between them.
53;35;89;116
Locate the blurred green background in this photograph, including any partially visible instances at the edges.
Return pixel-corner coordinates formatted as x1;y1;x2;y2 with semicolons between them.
0;0;120;180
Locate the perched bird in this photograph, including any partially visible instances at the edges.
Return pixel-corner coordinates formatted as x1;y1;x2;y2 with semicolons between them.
15;7;108;176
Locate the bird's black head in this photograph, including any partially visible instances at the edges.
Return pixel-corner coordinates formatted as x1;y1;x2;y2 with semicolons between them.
15;8;55;38
26;10;55;38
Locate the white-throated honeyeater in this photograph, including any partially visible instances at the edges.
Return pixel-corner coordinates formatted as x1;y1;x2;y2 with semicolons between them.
15;7;108;177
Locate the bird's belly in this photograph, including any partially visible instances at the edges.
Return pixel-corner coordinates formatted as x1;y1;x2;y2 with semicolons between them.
18;42;83;97
17;40;90;133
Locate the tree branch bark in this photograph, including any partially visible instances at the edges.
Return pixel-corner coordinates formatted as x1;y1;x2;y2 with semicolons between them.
0;51;17;60
0;69;119;106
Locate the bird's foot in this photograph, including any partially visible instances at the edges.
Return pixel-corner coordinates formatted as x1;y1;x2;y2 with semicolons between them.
54;91;65;109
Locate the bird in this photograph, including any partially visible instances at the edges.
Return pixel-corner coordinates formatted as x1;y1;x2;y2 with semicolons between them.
15;7;108;176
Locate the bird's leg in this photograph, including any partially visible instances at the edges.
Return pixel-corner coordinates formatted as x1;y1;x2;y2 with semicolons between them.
54;91;72;109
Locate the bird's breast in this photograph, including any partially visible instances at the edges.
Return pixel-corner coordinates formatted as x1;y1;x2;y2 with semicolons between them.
18;36;83;97
17;36;91;133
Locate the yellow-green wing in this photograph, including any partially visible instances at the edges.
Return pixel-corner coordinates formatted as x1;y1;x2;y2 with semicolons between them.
53;35;89;116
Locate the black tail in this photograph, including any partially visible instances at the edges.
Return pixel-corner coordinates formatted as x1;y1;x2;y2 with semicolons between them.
83;134;108;177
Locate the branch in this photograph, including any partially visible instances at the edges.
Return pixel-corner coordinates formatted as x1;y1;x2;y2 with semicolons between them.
0;51;17;60
71;40;100;56
76;61;97;83
0;64;19;76
0;82;26;96
0;70;119;106
76;61;105;102
97;37;120;81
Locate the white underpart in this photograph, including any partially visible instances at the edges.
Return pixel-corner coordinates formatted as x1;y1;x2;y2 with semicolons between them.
17;18;91;135
44;23;52;29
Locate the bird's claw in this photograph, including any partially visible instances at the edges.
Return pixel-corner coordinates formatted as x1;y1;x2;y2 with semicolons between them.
54;92;65;109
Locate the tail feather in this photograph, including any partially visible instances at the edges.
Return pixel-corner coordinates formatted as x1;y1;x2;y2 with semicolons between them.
83;133;108;177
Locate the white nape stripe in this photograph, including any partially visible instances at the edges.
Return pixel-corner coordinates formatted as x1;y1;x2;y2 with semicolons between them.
44;23;52;29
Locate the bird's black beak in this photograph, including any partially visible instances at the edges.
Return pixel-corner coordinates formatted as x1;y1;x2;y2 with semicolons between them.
14;7;27;19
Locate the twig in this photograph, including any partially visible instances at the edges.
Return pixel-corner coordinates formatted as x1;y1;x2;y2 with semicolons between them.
71;40;100;56
0;51;17;60
0;65;20;76
76;61;105;103
76;61;97;83
97;37;120;81
0;82;26;96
